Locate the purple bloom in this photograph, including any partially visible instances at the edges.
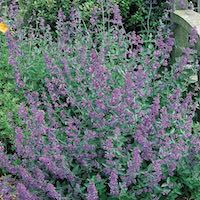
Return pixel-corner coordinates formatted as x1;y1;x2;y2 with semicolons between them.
18;166;40;189
18;103;28;120
133;147;142;172
124;147;142;186
160;107;170;129
46;183;61;200
8;0;19;21
152;160;162;183
103;138;114;160
189;27;198;46
87;181;99;200
15;127;25;157
16;183;37;200
39;156;65;179
56;9;66;33
127;147;142;174
6;32;24;88
110;88;123;105
109;170;119;196
111;5;122;26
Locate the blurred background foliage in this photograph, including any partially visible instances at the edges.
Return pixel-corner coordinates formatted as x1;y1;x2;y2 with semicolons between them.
0;0;166;33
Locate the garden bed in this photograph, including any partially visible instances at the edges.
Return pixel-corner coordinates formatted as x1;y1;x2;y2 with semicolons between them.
0;1;200;200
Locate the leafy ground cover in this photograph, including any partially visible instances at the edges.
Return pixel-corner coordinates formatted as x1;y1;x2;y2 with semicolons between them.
0;1;200;200
0;34;22;150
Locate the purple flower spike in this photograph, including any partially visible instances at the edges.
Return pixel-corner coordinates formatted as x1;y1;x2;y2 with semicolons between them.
87;181;99;200
16;183;37;200
109;170;119;196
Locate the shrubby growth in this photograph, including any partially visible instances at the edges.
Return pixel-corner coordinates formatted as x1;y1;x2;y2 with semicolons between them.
0;0;167;33
0;1;200;200
0;34;22;149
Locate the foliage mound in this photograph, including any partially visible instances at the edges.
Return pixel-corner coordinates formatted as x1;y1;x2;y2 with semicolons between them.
1;0;167;33
0;1;200;200
0;34;21;149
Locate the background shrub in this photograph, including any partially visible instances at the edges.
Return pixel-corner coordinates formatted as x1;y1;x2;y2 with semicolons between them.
0;34;22;149
1;0;167;33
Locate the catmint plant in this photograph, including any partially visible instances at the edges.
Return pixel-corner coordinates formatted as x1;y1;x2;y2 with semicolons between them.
0;1;199;200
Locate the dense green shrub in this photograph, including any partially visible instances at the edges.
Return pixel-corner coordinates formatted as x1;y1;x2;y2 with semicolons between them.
1;0;167;33
0;35;22;148
18;0;73;27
